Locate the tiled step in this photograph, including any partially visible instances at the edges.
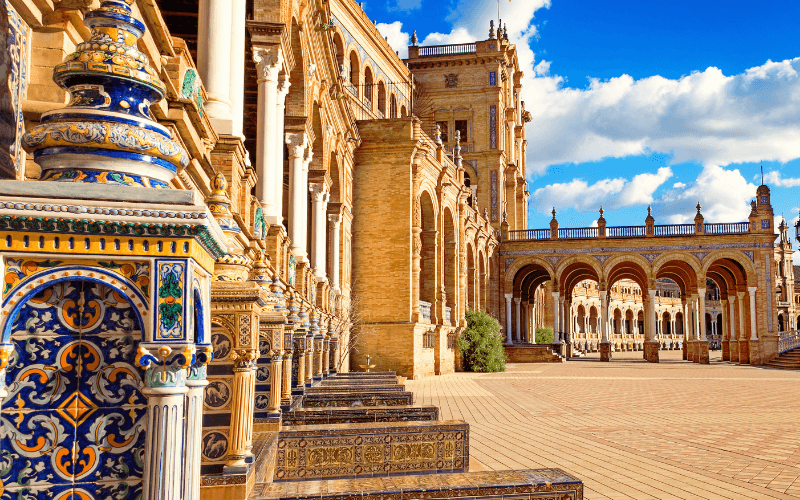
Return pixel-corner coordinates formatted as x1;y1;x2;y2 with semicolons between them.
321;378;400;385
304;385;405;394
273;420;469;482
201;431;278;498
302;391;414;407
282;405;439;426
251;468;584;499
332;371;396;378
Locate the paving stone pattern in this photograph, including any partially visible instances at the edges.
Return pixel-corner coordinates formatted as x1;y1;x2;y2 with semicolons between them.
406;350;800;500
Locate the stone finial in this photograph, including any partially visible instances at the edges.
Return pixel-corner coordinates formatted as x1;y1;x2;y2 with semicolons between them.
489;20;496;39
484;207;489;219
503;23;509;41
22;0;187;188
647;205;652;217
551;207;557;220
502;209;508;224
411;30;418;46
696;202;702;214
453;130;462;167
434;123;443;146
599;206;604;219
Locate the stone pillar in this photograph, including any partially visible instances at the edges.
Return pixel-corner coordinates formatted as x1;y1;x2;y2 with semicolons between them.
748;286;759;364
253;46;282;218
267;353;282;415
139;352;189;500
504;293;513;346
182;354;209;500
559;295;566;348
282;344;293;403
721;300;730;360
645;289;659;363
682;300;689;359
514;297;522;343
272;75;290;225
328;214;342;290
229;0;246;137
225;349;257;472
552;292;561;343
323;336;331;375
310;184;329;280
738;291;749;364
305;331;315;386
600;290;610;361
197;0;233;131
729;295;739;362
697;287;708;364
286;133;309;261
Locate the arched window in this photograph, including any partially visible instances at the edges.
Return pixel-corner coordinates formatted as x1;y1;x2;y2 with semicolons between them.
377;81;386;115
364;66;373;105
400;104;407;117
390;94;397;118
349;51;359;87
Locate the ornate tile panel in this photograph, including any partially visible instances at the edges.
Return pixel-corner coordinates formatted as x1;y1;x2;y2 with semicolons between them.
301;392;414;408
274;421;469;481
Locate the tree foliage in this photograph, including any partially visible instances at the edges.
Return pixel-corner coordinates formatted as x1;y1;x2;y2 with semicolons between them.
458;310;506;372
535;327;554;345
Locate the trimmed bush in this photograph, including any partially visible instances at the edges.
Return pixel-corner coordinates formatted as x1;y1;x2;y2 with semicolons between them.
535;327;554;345
458;310;506;372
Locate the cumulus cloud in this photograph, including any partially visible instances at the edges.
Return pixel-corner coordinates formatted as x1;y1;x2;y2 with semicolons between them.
527;58;800;174
376;21;410;58
763;170;800;187
530;167;672;215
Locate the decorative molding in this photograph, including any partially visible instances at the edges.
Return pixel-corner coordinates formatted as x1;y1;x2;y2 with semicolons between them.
252;46;283;83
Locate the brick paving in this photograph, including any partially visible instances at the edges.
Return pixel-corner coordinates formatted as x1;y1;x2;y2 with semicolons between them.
405;350;800;500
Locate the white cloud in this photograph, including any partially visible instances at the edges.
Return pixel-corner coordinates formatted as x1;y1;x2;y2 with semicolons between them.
651;165;755;224
530;167;671;215
763;170;800;187
672;182;686;189
386;0;421;13
376;21;410;59
527;58;800;174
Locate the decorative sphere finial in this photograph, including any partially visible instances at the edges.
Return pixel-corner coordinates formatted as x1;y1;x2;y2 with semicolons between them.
211;172;228;196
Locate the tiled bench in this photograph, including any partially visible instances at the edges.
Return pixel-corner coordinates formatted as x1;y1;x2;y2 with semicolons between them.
253;468;584;499
304;385;406;394
274;420;468;482
282;405;439;426
301;391;413;408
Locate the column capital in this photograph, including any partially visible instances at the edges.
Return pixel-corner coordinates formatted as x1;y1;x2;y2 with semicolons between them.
253;45;283;83
504;293;513;300
748;286;758;294
309;182;329;202
729;294;736;304
513;297;521;304
136;344;194;390
328;213;342;226
277;73;291;99
285;132;308;158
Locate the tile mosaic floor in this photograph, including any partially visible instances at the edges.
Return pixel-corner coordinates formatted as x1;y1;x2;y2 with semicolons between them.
406;350;800;500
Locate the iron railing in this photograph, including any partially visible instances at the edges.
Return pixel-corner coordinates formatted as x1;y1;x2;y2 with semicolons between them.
418;43;476;57
779;330;800;353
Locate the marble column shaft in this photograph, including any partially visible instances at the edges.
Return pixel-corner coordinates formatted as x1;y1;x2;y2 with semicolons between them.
748;287;758;341
514;297;521;343
253;46;282;215
310;184;329;280
600;291;608;343
229;0;246;136
504;293;513;345
197;0;233;126
698;288;707;340
286;133;309;261
552;292;560;342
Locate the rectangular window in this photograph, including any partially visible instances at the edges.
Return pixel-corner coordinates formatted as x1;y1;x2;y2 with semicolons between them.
454;120;468;142
489;71;496;86
436;121;449;142
490;171;498;222
762;219;771;229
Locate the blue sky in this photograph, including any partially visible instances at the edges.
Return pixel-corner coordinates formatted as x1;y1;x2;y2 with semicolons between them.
369;0;800;258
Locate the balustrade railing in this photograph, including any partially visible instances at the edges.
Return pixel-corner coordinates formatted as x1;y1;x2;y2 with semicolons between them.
419;301;432;323
506;228;550;241
779;330;800;353
559;227;598;239
653;224;694;236
607;226;646;238
418;43;476;57
704;222;750;234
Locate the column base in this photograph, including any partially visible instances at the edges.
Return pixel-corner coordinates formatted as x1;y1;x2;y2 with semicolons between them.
729;340;739;362
721;340;730;361
682;340;688;360
223;459;250;475
644;341;660;363
599;342;612;362
749;340;761;365
552;342;565;357
697;341;709;364
687;340;697;362
739;340;750;364
313;375;324;382
565;343;573;358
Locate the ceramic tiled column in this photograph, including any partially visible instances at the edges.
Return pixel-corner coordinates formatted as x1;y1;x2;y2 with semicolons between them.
183;349;211;500
225;349;257;472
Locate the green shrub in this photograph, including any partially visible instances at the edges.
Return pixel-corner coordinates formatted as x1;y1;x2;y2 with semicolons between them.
458;310;506;372
535;327;554;345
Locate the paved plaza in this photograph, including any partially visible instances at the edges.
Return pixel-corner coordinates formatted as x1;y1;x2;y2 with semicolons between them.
406;350;800;500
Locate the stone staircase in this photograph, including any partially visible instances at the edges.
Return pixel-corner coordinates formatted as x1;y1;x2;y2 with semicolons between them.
248;371;584;499
505;343;566;363
764;348;800;369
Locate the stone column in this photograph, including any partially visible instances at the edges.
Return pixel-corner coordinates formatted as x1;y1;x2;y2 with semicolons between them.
286;133;309;261
282;340;293;404
681;300;689;359
267;353;282;415
644;289;659;363
697;288;709;363
310;183;329;280
305;331;315;386
253;46;282;219
729;295;739;362
139;350;189;500
323;336;331;375
721;300;729;360
514;297;522;343
748;287;758;341
272;75;290;224
504;293;513;346
737;291;749;364
600;290;610;361
314;335;324;381
552;292;561;343
225;349;257;472
197;0;233;131
559;295;566;348
229;0;246;137
182;352;209;500
328;214;342;291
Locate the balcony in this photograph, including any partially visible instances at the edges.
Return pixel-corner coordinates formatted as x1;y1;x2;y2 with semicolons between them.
420;301;432;323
